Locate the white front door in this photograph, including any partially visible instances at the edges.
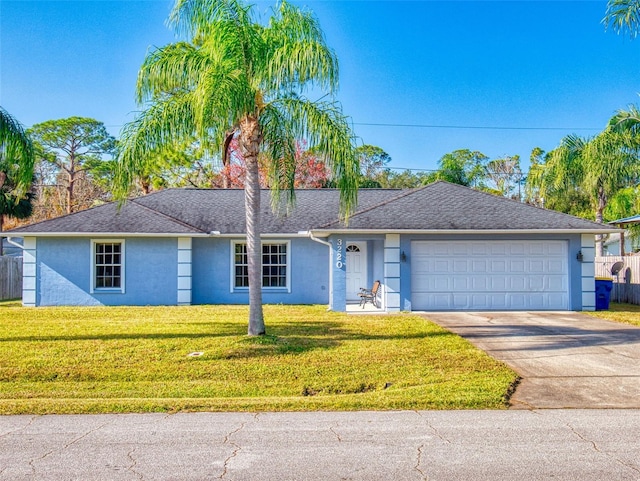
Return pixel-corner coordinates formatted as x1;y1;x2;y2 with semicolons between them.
346;243;367;301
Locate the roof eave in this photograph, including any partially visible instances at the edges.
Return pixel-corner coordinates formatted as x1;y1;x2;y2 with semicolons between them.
308;228;622;236
10;232;211;238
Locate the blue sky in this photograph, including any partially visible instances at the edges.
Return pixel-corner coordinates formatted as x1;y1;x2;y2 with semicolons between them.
2;0;640;173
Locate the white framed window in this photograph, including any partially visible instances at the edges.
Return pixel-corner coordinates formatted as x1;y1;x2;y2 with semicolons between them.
91;240;125;293
231;240;290;292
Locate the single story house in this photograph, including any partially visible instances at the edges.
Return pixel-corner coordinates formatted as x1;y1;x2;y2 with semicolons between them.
7;181;617;312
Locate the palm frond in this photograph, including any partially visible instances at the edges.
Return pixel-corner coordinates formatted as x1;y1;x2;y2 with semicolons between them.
169;0;251;39
115;93;198;200
265;1;338;93
609;104;640;134
269;96;358;219
603;0;640;37
260;104;297;210
0;106;35;196
136;42;207;104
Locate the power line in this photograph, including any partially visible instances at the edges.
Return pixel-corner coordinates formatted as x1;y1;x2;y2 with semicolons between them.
101;122;602;132
353;122;601;131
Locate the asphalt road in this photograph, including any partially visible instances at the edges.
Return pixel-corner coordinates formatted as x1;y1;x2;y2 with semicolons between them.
1;409;640;480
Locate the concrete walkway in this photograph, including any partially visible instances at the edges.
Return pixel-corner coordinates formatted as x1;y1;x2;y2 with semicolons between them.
424;311;640;409
2;410;640;480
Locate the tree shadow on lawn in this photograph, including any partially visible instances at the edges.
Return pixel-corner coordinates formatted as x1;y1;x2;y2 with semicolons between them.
0;323;245;343
1;318;452;360
219;320;453;359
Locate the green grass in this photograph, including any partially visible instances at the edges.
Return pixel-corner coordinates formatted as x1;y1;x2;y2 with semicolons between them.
586;302;640;327
0;304;517;414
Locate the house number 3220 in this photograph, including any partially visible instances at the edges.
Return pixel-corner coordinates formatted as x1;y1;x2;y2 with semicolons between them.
336;238;343;269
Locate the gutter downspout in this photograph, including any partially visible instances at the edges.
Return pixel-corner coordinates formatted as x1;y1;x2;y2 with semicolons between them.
6;237;25;251
304;231;333;310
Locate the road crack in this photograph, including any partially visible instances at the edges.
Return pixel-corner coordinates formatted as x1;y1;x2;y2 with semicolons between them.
329;425;342;442
127;446;144;480
0;415;39;438
416;412;450;444
415;444;429;480
218;422;246;479
62;420;112;450
567;423;640;476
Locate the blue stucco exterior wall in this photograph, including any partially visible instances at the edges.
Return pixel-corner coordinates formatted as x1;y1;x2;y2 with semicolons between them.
36;237;178;306
31;232;587;310
191;237;330;305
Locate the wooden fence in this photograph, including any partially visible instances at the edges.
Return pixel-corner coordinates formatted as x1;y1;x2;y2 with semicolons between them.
595;256;640;305
0;257;22;301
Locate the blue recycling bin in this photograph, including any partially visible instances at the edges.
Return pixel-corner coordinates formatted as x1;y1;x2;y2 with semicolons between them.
595;277;613;311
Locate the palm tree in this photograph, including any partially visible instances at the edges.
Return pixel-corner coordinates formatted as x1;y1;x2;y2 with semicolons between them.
603;0;640;37
0;107;35;255
610;104;640;135
116;0;359;335
535;131;640;255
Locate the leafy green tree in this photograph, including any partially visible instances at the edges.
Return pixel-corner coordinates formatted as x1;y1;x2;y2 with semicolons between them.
29;117;116;214
355;144;391;186
116;0;359;336
485;155;523;199
426;149;488;187
0;107;35;255
524;147;546;206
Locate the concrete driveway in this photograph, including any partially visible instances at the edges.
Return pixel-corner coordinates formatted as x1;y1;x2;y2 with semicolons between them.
423;311;640;409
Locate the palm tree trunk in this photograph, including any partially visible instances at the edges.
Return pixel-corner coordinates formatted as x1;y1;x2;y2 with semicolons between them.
240;115;265;336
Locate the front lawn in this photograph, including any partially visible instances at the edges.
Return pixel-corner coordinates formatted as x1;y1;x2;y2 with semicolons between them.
0;304;517;414
586;302;640;327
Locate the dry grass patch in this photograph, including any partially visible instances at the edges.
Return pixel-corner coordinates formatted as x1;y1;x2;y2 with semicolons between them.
0;304;517;414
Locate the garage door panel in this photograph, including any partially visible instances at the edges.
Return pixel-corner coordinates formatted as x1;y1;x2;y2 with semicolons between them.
509;259;526;273
491;276;507;290
471;244;488;255
411;240;569;310
529;276;545;290
507;293;528;309
547;276;567;290
471;294;491;309
471;276;488;290
528;259;545;273
491;260;507;272
471;260;487;272
509;276;527;290
433;259;450;273
547;261;566;274
528;243;545;255
452;260;467;272
453;277;469;290
490;294;508;309
453;295;470;309
490;244;507;255
547;243;566;255
510;244;526;255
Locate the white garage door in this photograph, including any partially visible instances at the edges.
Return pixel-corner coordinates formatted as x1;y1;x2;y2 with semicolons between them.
411;240;569;310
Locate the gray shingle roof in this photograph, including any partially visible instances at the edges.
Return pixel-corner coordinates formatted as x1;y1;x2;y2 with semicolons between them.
8;181;614;235
318;181;614;232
